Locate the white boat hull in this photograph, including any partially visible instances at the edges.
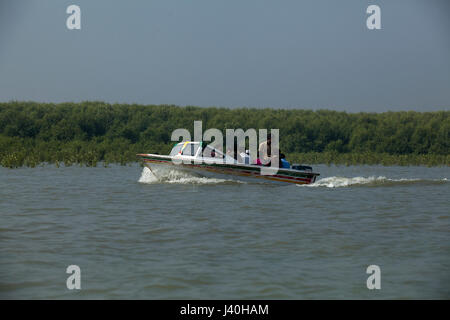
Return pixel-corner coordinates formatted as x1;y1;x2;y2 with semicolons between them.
139;153;319;185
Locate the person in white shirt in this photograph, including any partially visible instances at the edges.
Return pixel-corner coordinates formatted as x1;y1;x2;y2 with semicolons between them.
258;134;274;165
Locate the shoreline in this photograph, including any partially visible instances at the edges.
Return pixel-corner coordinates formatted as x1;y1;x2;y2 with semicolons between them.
1;153;449;169
1;102;448;168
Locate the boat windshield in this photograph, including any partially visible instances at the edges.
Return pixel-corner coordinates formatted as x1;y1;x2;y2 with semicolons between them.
182;143;200;156
169;144;184;156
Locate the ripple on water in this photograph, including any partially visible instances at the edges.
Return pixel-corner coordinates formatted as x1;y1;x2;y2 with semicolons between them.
0;164;449;299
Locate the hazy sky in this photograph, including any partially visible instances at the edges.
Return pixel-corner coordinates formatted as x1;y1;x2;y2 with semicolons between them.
0;0;449;112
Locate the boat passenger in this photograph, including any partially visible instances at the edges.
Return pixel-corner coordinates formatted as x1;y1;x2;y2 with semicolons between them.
227;145;242;163
259;134;279;166
258;134;271;165
279;153;290;168
239;149;251;164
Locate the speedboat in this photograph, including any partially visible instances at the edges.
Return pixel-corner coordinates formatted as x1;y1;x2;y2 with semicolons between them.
137;141;320;185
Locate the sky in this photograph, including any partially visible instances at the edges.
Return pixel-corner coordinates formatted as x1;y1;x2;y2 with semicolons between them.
0;0;449;112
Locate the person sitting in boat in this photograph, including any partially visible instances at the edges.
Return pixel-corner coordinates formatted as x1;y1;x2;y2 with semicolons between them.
258;133;271;165
258;134;279;166
279;153;290;168
226;145;242;163
240;149;251;164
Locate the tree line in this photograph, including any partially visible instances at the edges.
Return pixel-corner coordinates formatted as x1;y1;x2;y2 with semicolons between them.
0;101;448;168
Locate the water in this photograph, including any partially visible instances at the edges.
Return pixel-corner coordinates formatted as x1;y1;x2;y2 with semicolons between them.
0;164;448;299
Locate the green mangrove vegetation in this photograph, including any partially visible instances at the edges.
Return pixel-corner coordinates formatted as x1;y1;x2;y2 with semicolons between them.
0;101;448;168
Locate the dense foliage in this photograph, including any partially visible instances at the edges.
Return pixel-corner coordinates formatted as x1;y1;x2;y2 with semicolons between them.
0;101;448;167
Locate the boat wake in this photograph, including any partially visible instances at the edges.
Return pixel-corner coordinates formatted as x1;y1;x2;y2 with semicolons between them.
139;167;447;188
138;167;242;185
301;176;448;188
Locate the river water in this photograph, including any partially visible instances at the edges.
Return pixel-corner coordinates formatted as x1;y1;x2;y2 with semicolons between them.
0;164;448;299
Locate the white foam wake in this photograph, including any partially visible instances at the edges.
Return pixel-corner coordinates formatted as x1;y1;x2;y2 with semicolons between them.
138;167;238;185
302;176;448;188
138;166;159;183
